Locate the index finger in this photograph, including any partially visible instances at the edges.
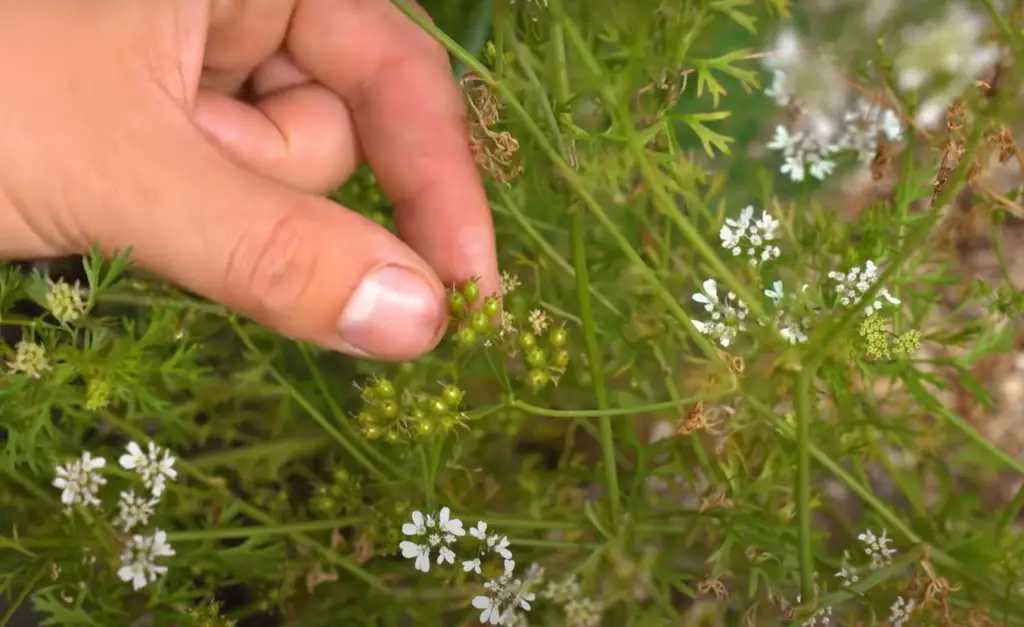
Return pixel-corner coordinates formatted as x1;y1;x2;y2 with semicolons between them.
286;0;499;298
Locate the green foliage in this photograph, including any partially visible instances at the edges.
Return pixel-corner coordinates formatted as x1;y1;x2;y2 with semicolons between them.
5;0;1024;626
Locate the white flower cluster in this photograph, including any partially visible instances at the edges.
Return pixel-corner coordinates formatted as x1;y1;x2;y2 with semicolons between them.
719;205;781;267
764;281;811;345
399;508;536;625
894;3;1000;129
857;527;897;570
52;441;178;591
694;207;811;347
762;30;903;182
692;279;749;348
827;260;901;316
888;595;915;627
837;99;904;162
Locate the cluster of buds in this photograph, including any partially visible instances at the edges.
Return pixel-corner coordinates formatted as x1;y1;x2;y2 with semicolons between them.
353;376;470;442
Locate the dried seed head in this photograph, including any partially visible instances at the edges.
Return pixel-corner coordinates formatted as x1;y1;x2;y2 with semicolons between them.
461;75;523;184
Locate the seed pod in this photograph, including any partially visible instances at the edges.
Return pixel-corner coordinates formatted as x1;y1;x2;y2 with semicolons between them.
462;279;481;303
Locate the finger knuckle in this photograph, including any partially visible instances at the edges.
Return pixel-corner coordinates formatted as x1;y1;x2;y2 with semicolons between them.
223;212;319;321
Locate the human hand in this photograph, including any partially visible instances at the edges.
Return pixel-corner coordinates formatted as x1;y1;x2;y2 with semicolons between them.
0;0;497;360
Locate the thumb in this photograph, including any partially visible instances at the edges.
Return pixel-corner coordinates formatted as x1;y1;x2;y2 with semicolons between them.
91;113;447;361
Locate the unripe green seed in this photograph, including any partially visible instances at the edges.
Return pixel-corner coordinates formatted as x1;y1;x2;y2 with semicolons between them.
518;332;537;350
362;424;382;439
462;279;480;303
527;369;549;391
525;347;547;368
429;397;449;415
441;384;464;407
470;311;490;334
482;296;500;317
332;467;350;484
447;291;467;316
380;400;399;419
374;378;396;399
551;348;570;369
455;327;477;348
548;327;568;348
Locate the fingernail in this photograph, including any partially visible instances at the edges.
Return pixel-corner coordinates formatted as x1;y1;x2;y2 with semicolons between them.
337;264;444;359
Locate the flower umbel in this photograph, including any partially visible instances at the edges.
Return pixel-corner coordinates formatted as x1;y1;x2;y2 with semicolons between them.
858;528;897;569
719;205;782;267
53;452;106;509
472;559;536;625
45;278;87;324
888;595;915;627
398;507;466;573
692;279;749;347
828;261;901;316
6;341;51;378
119;441;178;498
117;529;175;591
112;490;158;533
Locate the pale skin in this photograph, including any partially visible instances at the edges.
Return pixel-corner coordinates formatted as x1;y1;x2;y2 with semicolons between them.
0;0;499;360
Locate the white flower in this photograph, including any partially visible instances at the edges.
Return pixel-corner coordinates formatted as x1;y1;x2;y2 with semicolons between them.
398;507;464;573
472;560;535;625
888;596;915;627
437;545;456;566
119;441;177;498
112;490;157;533
400;540;431;573
835;98;903;162
767;124;840;183
463;557;482;574
858;528;897;569
403;510;429;536
437;507;466;537
53;452;106;509
117;529;175;591
763;281;812;344
470;521;489;540
719;206;781;266
828;261;901;316
692;279;749;347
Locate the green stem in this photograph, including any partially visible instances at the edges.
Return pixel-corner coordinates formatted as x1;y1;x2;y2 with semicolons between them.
492;191;622;318
509;394;709;418
166;517;365;542
544;8;619;527
793;369;815;602
229;318;386;479
996;481;1024;541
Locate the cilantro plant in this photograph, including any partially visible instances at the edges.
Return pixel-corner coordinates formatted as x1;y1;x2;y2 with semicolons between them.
5;1;1024;626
